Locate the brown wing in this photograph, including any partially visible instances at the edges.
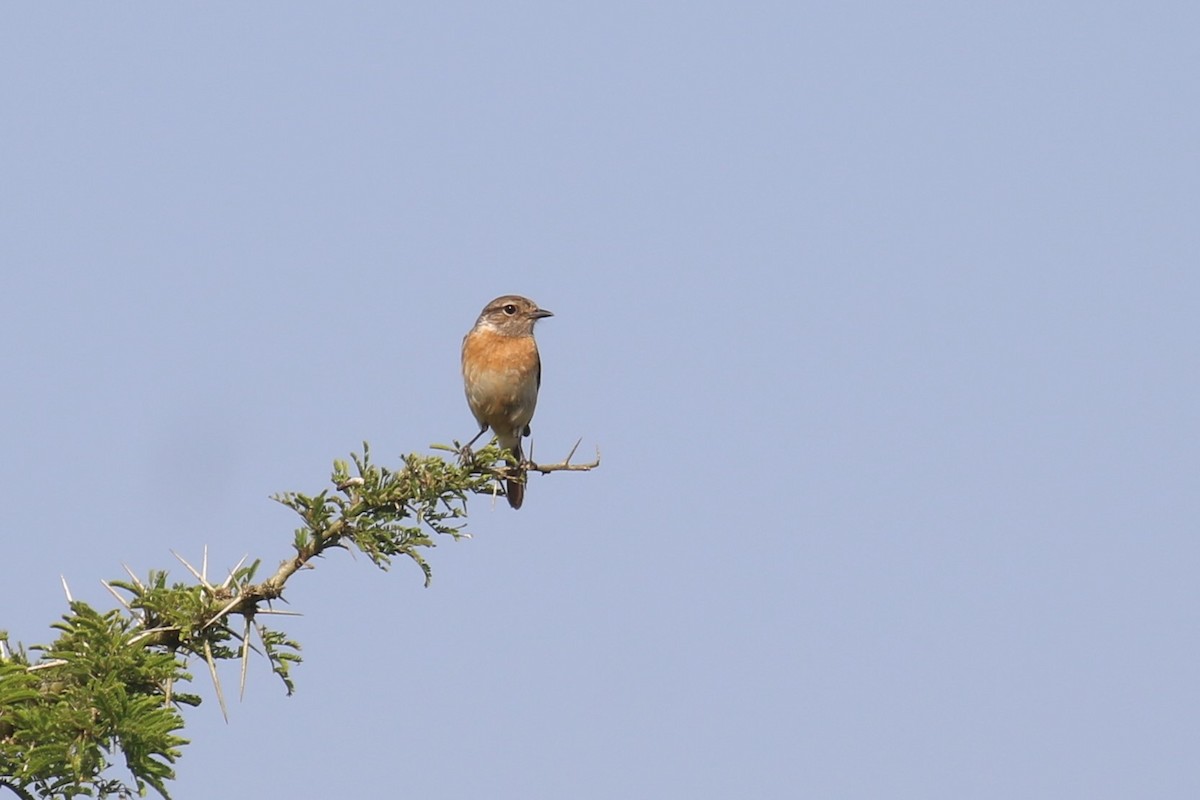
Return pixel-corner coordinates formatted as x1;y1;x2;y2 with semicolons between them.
523;349;542;439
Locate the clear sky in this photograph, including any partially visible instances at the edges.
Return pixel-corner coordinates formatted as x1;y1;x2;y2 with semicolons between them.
2;3;1197;798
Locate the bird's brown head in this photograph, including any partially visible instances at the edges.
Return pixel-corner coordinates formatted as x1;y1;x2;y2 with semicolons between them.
473;295;553;337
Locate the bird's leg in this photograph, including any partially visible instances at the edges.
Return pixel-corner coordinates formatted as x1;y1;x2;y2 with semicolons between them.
519;438;537;472
459;426;490;463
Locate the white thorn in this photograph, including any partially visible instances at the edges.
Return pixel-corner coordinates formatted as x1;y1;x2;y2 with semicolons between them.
239;616;252;700
204;640;229;723
221;554;248;590
101;580;132;612
121;563;145;590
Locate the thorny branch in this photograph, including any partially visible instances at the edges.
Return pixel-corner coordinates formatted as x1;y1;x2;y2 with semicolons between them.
525;437;602;474
2;439;597;798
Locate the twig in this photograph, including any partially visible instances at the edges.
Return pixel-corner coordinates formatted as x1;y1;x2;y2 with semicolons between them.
527;440;601;474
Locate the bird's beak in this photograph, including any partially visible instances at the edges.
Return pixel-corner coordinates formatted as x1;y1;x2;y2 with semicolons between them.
531;308;554;319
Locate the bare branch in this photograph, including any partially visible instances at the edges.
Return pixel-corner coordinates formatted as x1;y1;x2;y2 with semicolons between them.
528;443;601;474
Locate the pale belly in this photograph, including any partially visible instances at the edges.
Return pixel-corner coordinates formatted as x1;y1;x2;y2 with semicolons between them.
464;364;539;434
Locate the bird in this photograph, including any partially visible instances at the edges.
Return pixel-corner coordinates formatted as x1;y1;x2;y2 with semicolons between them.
461;294;553;509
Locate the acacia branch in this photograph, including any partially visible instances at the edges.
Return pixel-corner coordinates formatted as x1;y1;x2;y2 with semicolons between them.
527;438;601;474
2;438;599;798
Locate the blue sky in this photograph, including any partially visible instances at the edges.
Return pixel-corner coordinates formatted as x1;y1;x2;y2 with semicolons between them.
2;3;1197;798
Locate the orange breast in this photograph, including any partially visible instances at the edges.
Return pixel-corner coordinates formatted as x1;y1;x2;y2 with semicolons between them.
461;328;542;440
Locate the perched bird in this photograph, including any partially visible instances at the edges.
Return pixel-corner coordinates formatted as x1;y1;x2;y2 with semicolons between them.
461;295;553;509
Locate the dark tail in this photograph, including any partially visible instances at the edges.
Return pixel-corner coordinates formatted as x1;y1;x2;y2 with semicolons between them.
506;475;524;509
506;439;525;509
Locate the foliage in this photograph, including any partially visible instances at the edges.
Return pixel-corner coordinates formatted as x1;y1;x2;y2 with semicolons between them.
0;442;536;799
0;608;187;799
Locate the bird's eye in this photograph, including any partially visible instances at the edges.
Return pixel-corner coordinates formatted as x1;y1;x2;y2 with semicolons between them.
503;304;518;315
